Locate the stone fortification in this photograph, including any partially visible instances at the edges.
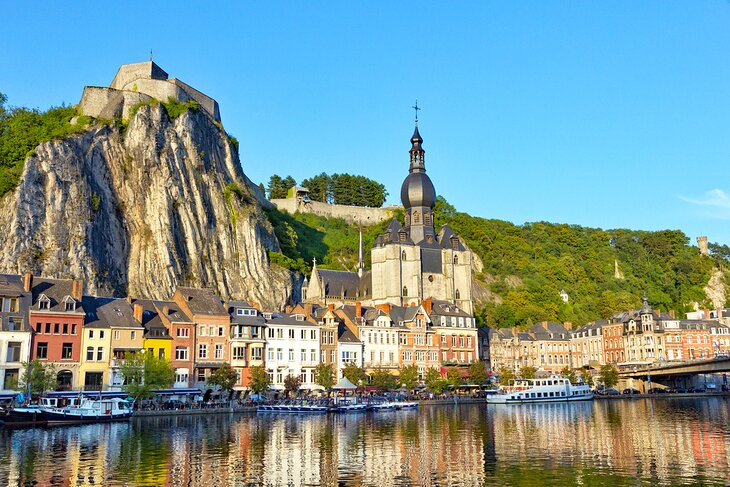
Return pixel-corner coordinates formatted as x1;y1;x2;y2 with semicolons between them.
79;61;221;122
270;198;398;226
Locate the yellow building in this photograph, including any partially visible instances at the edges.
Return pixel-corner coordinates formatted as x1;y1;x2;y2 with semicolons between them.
134;300;172;361
79;297;113;390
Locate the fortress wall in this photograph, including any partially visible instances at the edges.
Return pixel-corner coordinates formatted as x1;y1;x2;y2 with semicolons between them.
271;199;398;226
172;79;221;122
110;61;167;90
79;87;153;120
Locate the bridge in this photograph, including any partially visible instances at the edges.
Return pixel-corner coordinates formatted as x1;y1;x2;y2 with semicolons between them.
617;357;730;391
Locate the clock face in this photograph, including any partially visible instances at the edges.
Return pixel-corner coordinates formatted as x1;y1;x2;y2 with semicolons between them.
428;275;434;282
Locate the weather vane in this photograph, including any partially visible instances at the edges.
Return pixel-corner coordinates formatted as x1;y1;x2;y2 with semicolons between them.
412;100;421;124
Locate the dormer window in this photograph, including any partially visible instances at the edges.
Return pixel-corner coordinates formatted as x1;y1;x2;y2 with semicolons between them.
295;314;304;321
399;232;406;242
38;295;50;310
413;211;420;224
237;309;244;316
63;296;76;312
451;237;459;250
425;235;433;243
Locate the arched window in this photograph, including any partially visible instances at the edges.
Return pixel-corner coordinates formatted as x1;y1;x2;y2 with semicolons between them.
453;255;459;265
402;286;408;296
401;250;406;260
413;211;420;224
455;289;461;300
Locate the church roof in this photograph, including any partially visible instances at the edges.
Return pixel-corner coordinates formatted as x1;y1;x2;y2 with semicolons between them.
316;269;371;300
437;225;465;251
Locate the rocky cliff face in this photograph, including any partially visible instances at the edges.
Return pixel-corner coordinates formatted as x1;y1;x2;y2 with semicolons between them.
0;104;297;309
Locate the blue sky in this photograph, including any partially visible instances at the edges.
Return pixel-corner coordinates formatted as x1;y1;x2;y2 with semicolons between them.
4;2;730;244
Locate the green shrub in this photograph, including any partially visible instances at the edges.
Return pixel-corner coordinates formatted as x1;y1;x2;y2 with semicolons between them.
90;192;101;212
162;98;198;120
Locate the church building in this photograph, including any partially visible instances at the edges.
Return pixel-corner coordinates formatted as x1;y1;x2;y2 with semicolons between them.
302;123;473;316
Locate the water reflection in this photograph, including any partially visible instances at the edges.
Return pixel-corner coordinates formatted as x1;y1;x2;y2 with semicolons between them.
1;399;729;486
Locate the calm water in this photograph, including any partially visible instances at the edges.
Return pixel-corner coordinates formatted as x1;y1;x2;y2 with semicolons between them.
2;399;730;486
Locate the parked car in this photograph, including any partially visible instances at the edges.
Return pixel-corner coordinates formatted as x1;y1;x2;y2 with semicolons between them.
622;388;641;395
648;388;667;394
666;387;687;393
602;388;621;396
688;387;706;393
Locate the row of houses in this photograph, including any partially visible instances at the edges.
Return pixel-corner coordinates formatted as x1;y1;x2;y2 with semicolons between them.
489;295;730;374
0;273;480;394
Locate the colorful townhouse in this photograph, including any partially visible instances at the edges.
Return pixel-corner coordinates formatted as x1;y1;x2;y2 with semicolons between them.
28;275;86;390
393;303;440;376
228;300;266;391
134;300;172;361
173;287;230;388
355;304;401;372
107;298;145;388
79;296;113;391
0;274;32;392
150;300;194;389
264;312;320;390
428;298;478;367
318;305;340;367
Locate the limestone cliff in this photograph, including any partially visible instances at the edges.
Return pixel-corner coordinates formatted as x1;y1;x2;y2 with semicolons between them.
0;104;297;309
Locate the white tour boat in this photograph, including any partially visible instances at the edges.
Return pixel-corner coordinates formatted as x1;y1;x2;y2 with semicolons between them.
486;377;594;404
40;396;132;424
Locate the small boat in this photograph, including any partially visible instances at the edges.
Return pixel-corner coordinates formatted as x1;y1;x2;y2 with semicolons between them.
336;402;367;413
486;376;594;404
396;401;419;409
41;397;132;424
0;405;45;427
257;399;329;413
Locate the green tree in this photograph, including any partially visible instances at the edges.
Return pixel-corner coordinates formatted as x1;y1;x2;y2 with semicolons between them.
18;359;57;396
468;361;488;386
583;372;594;387
267;174;292;199
561;366;577;384
301;172;332;203
446;368;464;389
518;366;537;379
119;352;174;404
424;367;443;393
496;366;516;385
399;365;420;390
314;363;335;393
248;366;272;395
600;364;619;389
207;363;239;399
370;368;398;390
283;374;302;397
342;363;366;386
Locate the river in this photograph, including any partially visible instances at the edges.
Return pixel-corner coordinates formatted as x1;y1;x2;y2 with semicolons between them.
1;398;729;486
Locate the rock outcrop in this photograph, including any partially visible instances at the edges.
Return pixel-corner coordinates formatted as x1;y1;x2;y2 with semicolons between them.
0;104;296;309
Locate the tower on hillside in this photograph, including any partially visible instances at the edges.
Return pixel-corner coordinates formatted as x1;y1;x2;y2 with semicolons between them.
697;236;709;256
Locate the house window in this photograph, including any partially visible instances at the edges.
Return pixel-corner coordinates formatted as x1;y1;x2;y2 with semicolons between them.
61;343;73;360
114;330;120;340
198;344;208;359
36;342;48;359
53;323;60;334
86;347;94;361
6;342;21;362
289;349;295;361
97;347;104;361
89;330;94;339
455;289;461;300
277;349;283;361
63;323;68;334
209;326;215;336
218;326;225;337
214;344;224;360
199;326;206;336
402;286;408;296
176;372;189;384
311;349;317;362
232;347;246;360
237;309;244;316
251;347;263;360
289;329;295;339
39;298;50;310
65;300;75;312
72;324;77;335
197;369;206;383
177;328;189;338
131;331;136;340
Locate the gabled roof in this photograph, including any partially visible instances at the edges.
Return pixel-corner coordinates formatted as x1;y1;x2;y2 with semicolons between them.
152;300;193;324
0;274;32;332
84;297;141;330
437;224;465;251
430;300;470;318
314;269;372;300
338;323;361;343
30;278;84;313
175;287;228;317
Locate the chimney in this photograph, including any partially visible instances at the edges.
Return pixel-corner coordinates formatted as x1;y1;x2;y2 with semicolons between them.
422;297;432;314
71;279;83;300
563;322;572;330
356;301;362;318
328;303;334;312
162;305;170;316
285;305;293;314
669;309;676;319
23;272;32;292
304;303;313;317
541;321;549;330
511;327;519;336
126;296;132;305
133;304;144;323
376;303;391;314
704;309;710;320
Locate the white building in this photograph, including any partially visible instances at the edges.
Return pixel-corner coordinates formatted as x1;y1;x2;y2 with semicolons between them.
0;275;32;393
359;306;401;371
336;324;364;381
264;313;320;390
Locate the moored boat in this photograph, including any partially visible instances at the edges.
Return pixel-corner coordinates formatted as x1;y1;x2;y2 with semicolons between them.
41;397;132;424
0;405;45;427
257;399;329;413
487;376;594;404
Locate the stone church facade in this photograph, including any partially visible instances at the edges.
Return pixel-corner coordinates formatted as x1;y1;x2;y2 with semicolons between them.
302;124;473;316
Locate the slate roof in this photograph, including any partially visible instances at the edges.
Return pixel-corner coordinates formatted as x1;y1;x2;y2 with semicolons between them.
130;299;171;338
83;297;142;330
430;300;470;319
30;278;84;314
152;300;193;324
175;287;228;316
315;269;372;300
266;313;318;327
0;274;32;332
338;323;361;343
437;225;465;251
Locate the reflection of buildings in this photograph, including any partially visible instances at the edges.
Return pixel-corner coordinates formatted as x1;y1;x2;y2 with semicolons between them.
3;401;730;485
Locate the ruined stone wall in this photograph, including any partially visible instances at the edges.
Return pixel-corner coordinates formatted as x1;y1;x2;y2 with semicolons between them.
79;87;152;120
271;198;398;226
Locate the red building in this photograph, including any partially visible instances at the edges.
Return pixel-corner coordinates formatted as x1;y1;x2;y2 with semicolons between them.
27;274;85;390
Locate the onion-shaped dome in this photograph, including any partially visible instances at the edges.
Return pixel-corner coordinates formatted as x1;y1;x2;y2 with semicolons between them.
400;171;436;209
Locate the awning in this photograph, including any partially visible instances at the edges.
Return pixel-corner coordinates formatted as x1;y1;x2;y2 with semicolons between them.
151;388;203;396
301;384;325;391
45;391;129;399
0;392;19;400
333;377;357;390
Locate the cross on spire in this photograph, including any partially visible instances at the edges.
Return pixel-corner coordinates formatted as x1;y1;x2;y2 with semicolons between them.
412;100;421;125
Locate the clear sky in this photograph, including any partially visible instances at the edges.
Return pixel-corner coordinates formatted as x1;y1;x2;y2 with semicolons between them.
4;2;730;244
